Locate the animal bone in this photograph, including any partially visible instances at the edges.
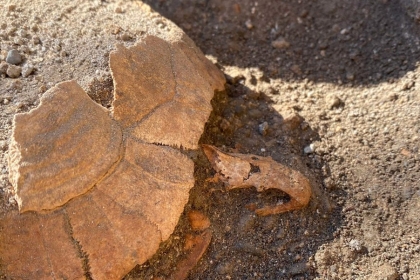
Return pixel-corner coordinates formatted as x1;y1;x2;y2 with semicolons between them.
202;145;312;216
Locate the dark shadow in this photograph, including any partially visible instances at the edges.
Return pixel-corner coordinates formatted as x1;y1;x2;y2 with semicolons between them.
126;80;344;279
145;0;420;85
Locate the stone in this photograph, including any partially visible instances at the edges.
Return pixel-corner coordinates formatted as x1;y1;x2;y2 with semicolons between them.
327;94;344;109
6;64;21;78
21;63;34;77
348;239;362;251
258;121;269;135
282;113;304;130
6;49;22;65
271;37;290;49
304;143;316;154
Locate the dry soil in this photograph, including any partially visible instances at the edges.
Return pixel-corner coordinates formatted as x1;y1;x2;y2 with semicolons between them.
1;0;420;279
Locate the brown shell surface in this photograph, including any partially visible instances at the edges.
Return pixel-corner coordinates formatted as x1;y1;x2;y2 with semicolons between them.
0;34;225;280
111;35;225;149
8;81;123;212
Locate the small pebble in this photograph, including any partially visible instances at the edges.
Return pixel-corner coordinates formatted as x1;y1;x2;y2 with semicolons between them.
121;33;132;41
346;72;355;81
402;80;414;90
0;140;7;151
348;239;362;252
115;7;124;13
39;84;47;93
291;64;302;75
271;37;290;49
31;24;39;32
245;19;253;29
258;122;269;135
6;65;21;78
22;64;34;77
327;95;344;109
32;36;41;44
6;50;22;65
282;113;304;130
304;143;316;154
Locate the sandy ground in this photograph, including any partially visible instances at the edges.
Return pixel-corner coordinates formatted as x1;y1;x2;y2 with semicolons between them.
1;0;420;279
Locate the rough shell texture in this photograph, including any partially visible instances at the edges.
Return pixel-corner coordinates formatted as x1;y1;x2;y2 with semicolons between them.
0;210;84;279
111;35;225;149
8;81;123;212
1;33;225;280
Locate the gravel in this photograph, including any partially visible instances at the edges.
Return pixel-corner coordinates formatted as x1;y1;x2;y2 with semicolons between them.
271;37;290;49
258;121;269;135
21;64;34;77
5;50;22;65
6;65;21;78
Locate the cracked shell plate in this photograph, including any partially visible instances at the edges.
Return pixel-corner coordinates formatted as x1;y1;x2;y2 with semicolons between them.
1;33;225;280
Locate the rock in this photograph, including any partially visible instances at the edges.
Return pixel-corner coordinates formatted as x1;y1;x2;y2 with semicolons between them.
271;37;290;49
348;239;362;252
6;49;22;65
6;65;21;78
402;80;415;90
304;143;316;154
258;121;269;135
291;64;302;75
282;113;304;130
21;64;34;77
0;140;7;151
32;35;41;44
245;19;253;29
120;32;132;41
346;72;355;81
114;6;124;13
326;95;344;109
368;263;398;280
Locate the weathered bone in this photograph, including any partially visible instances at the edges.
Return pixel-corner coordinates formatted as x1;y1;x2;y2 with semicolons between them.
202;145;312;215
